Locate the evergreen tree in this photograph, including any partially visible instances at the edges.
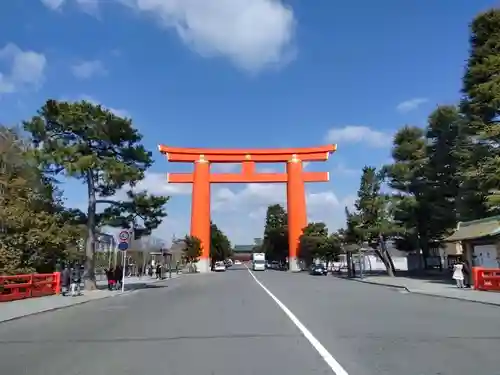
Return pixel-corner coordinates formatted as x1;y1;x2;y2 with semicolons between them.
458;9;500;216
23;100;169;289
180;235;202;272
0;126;82;274
261;204;288;262
383;126;430;267
425;105;461;236
298;222;328;266
298;222;341;267
348;166;396;276
210;221;232;265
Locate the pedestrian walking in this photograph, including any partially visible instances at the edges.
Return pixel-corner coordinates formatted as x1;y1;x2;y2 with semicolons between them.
105;267;115;290
61;265;70;296
156;263;162;279
462;259;471;288
114;265;123;290
70;265;81;296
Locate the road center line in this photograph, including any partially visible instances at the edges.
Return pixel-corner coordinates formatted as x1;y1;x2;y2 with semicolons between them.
247;268;349;375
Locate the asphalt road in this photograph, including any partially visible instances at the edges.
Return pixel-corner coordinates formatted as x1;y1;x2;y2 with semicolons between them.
0;266;498;375
256;269;500;375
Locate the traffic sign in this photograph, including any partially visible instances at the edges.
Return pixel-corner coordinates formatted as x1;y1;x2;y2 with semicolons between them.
118;230;130;242
118;242;129;251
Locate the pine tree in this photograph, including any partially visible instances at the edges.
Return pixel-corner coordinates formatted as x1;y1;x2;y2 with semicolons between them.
262;204;288;262
24;100;169;289
458;9;500;217
348;166;396;276
425;105;461;236
0;126;82;274
210;221;232;266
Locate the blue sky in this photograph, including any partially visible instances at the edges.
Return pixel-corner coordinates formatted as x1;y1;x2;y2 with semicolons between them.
0;0;496;245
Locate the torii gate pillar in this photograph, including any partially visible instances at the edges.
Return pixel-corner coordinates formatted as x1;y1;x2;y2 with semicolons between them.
191;157;211;273
287;155;307;271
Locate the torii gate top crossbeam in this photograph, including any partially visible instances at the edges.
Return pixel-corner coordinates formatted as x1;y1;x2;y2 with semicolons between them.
158;144;337;163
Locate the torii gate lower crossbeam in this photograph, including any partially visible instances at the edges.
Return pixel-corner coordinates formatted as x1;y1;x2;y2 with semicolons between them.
159;145;337;273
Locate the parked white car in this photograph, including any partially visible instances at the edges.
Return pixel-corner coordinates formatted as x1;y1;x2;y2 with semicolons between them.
214;261;226;272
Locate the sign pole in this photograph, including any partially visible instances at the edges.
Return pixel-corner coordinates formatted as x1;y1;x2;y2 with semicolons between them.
117;229;131;293
121;250;126;293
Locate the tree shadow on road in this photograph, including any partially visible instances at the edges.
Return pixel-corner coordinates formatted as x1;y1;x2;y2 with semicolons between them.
94;281;170;292
335;269;455;285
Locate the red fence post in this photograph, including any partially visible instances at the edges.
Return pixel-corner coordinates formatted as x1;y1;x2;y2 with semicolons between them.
28;274;33;298
472;267;481;290
54;272;61;295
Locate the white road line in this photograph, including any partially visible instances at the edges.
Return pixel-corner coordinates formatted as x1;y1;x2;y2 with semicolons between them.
247;268;349;375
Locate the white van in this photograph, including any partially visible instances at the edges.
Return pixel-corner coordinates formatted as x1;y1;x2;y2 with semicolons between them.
252;253;266;271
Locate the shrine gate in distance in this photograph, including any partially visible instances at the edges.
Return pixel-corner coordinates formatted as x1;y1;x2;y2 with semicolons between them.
158;145;337;273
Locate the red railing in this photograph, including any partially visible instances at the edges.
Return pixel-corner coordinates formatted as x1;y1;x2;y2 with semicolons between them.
472;267;500;292
0;272;61;302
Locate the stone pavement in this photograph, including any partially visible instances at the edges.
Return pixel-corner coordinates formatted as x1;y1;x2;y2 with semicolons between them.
346;275;500;306
0;274;181;323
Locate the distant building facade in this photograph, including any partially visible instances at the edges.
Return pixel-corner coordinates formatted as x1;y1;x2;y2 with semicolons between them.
233;245;255;261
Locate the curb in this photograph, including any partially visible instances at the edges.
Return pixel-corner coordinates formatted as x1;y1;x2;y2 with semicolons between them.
333;275;411;292
0;291;126;325
0;276;181;324
406;290;500;307
334;275;500;307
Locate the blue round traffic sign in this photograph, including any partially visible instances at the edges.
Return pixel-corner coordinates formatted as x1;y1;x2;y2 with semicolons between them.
118;242;129;251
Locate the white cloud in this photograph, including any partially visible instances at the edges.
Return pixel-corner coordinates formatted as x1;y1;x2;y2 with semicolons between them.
75;0;99;14
211;163;240;173
41;0;98;14
396;97;428;113
41;0;65;10
211;183;351;215
256;165;279;173
331;162;359;177
212;183;286;212
134;172;192;196
118;0;296;72
71;60;106;79
0;43;46;94
326;125;391;148
79;95;130;118
42;0;296;71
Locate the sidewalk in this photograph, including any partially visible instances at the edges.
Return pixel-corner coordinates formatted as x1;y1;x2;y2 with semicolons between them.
341;275;500;306
0;274;181;323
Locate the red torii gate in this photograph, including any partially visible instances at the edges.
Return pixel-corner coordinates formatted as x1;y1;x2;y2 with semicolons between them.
158;144;337;272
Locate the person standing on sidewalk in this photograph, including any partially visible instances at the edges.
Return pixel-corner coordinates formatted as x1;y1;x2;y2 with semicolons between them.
156;263;162;279
61;265;70;296
105;267;115;290
70;265;81;296
462;259;471;288
452;260;465;288
114;265;123;290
